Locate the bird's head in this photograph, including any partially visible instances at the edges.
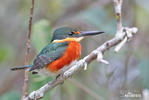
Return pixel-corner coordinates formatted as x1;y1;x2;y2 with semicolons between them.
51;27;104;43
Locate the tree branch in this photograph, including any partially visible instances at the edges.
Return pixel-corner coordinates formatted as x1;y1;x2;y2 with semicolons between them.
22;0;35;100
24;0;138;100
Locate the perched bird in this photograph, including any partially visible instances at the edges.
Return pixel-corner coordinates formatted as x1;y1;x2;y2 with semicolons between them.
11;27;104;76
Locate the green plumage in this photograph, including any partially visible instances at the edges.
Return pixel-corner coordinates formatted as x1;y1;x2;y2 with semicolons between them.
39;41;68;56
51;27;78;41
11;42;69;71
29;42;69;71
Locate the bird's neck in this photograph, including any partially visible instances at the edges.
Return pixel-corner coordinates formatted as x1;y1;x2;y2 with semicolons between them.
53;37;84;43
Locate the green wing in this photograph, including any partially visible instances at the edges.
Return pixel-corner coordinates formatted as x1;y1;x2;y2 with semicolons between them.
29;42;69;71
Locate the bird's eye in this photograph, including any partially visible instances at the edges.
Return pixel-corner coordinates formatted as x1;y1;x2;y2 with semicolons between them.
69;31;74;36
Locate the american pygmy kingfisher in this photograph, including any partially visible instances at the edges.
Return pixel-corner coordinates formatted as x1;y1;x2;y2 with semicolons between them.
11;27;104;76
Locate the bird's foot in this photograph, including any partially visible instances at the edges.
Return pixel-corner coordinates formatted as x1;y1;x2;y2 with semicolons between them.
56;74;64;84
32;71;38;74
56;74;61;79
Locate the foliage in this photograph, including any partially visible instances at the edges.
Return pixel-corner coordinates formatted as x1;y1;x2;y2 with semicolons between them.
0;91;21;100
31;19;52;53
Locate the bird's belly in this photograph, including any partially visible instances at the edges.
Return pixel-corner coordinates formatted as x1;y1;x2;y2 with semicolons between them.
35;60;77;76
46;41;81;74
58;60;77;74
34;68;55;76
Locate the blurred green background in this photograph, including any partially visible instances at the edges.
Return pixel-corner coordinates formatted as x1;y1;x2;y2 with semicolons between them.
0;0;149;100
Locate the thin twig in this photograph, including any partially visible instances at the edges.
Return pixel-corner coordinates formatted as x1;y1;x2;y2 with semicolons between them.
68;79;104;100
22;0;35;100
113;0;123;33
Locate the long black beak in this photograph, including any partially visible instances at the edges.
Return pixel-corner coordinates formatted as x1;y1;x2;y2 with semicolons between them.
76;31;104;37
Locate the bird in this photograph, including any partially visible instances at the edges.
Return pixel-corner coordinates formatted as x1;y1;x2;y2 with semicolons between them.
11;26;104;76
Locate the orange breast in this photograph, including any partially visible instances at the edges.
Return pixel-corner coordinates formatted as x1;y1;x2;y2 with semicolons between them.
46;41;81;73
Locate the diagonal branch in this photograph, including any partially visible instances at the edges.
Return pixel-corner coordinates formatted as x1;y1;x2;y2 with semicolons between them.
24;0;138;100
22;0;35;100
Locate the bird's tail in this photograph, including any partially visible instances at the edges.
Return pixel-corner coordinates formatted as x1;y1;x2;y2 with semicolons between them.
11;64;33;71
